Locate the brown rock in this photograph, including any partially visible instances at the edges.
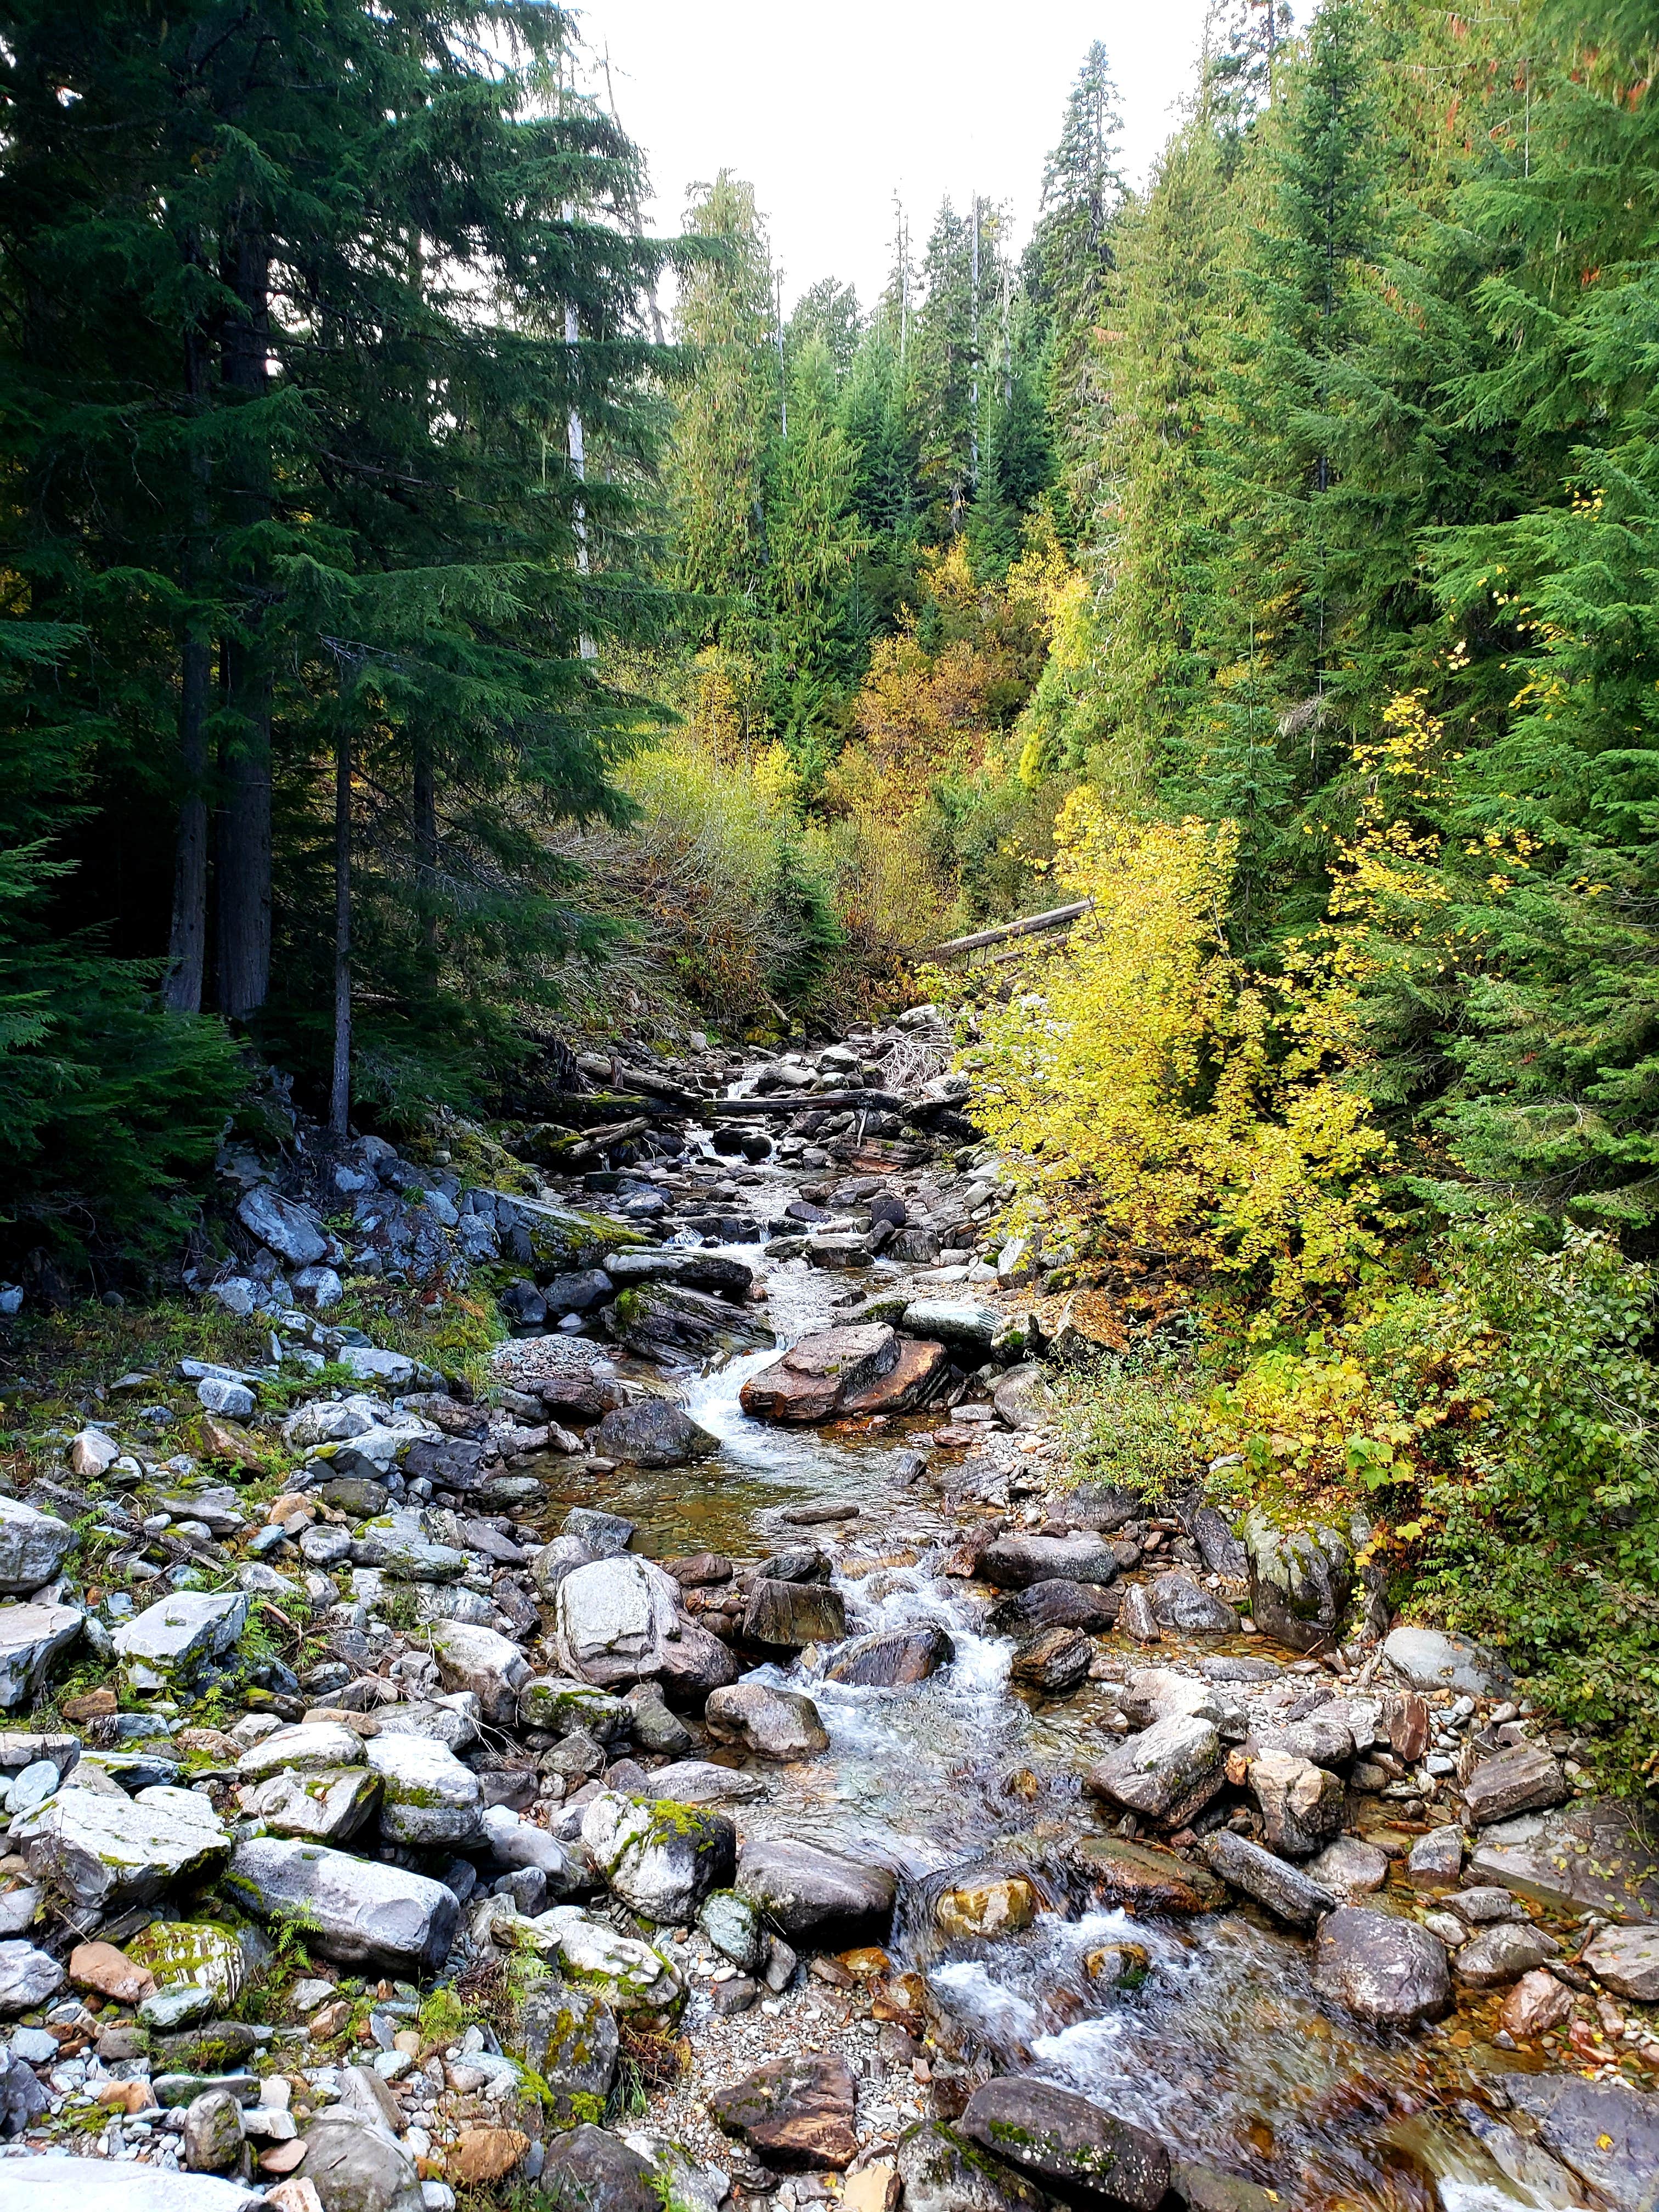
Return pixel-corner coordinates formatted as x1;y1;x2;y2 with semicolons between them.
259;2142;311;2179
739;1325;902;1423
69;1940;156;2004
935;1877;1040;1941
450;2128;530;2185
742;1577;847;1648
839;1335;950;1416
1009;1624;1094;1694
844;2164;901;2212
200;1417;265;1463
62;1688;117;1722
1069;1835;1227;1914
308;1999;352;2039
176;1727;244;1763
1386;1692;1431;1764
710;2051;859;2169
95;2080;157;2114
823;1627;953;1687
1500;1968;1575;2039
1463;1743;1567;1826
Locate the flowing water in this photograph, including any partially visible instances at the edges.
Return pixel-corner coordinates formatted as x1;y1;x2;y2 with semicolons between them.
541;1122;1548;2212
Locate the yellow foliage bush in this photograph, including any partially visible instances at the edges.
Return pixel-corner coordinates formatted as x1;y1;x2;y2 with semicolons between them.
969;790;1393;1312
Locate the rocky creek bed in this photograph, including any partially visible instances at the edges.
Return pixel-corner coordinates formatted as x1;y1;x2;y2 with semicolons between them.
0;1016;1653;2212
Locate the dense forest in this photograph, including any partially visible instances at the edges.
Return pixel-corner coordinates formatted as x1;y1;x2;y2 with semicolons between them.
4;3;1659;1767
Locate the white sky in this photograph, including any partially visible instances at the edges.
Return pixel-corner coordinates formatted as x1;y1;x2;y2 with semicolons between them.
579;2;1229;314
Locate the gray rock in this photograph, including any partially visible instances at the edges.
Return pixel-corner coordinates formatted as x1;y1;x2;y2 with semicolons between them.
1086;1714;1226;1827
698;1888;764;1971
480;1803;573;1881
581;1790;736;1923
1463;1742;1567;1826
824;1626;954;1687
704;1683;829;1760
0;2041;49;2135
1407;1824;1465;1886
1148;1571;1240;1636
986;1581;1119;1639
1190;1507;1249;1581
1503;2071;1659;2212
1383;1626;1514;1697
1248;1710;1356;1769
428;1619;531;1724
736;1837;898;1936
0;1603;82;1707
372;1699;478;1755
552;1554;685;1687
338;1344;416;1390
1467;1798;1659;1922
623;1681;692;1754
1583;1922;1659;2002
518;1676;628;1739
1453;1921;1560;1987
0;1501;75;1596
1312;1905;1452;2027
563;1506;634;1556
226;1836;458;1972
0;1940;64;2012
978;1532;1121;1590
112;1590;250;1685
1116;1581;1161;1643
242;1764;381;1845
897;2121;1052;2212
0;1886;41;1937
183;2087;244;2172
742;1577;847;1647
1444;1884;1525;1925
958;2077;1169;2211
18;1784;230;1910
1248;1748;1346;1859
541;1268;614;1318
640;1760;769;1806
545;1909;683;2014
543;2125;662;2212
512;1980;619;2114
1202;1832;1337;1927
1304;1837;1390;1900
1240;1509;1372;1654
301;2114;425;2212
365;1734;482;1848
990;1364;1049;1431
590;1399;718;1468
236;1721;366;1781
238;1185;328;1266
292;1263;343;1310
900;1300;1008;1353
197;1376;256;1419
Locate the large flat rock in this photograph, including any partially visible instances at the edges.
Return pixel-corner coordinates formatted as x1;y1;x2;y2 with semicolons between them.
711;2051;859;2170
1468;1799;1659;1923
0;1603;83;1708
1503;2071;1659;2212
226;1836;458;1971
739;1325;902;1424
958;2076;1169;2210
735;1837;897;1935
18;1785;230;1911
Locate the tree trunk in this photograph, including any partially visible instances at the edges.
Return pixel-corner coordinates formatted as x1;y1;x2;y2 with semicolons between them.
330;725;352;1138
165;317;212;1014
413;727;438;971
216;218;273;1019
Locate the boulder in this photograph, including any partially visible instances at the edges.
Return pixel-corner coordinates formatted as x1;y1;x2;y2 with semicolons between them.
1203;1832;1336;1927
1468;1798;1659;1922
705;1683;829;1760
978;1533;1120;1590
112;1590;250;1686
69;1428;120;1481
300;2115;425;2212
1453;1922;1561;1987
0;1603;83;1707
518;1677;628;1739
736;1837;898;1936
0;1500;75;1595
590;1399;719;1468
365;1734;482;1848
1248;1711;1356;1769
1240;1509;1370;1654
823;1626;953;1686
642;1760;769;1806
1117;1582;1161;1643
1312;1906;1452;2027
338;1344;416;1391
897;2121;1052;2212
1407;1824;1465;1886
738;1325;902;1424
1148;1571;1240;1636
1304;1837;1390;1900
987;1581;1119;1638
242;1765;381;1844
1499;1968;1575;2039
0;1940;64;2012
373;1699;477;1754
428;1620;531;1725
19;1784;230;1911
990;1364;1049;1431
1382;1626;1514;1698
1503;2071;1659;2212
900;1301;1009;1355
226;1837;458;1972
656;1612;740;1699
563;1506;635;1556
839;1335;951;1415
1248;1749;1346;1860
710;2051;859;2170
511;1979;619;2114
1122;1673;1226;1733
238;1186;328;1267
236;1723;365;1781
1190;1508;1249;1581
698;1889;765;1971
546;1909;683;2014
935;1875;1039;1942
958;2078;1169;2211
1583;1922;1659;2002
1462;1743;1567;1826
541;2124;661;2212
126;1922;241;2007
182;2087;244;2174
580;1792;736;1923
481;1804;574;1881
605;1248;756;1299
0;2044;49;2136
1086;1714;1226;1828
1069;1835;1226;1915
742;1577;847;1648
540;1268;615;1318
1009;1625;1094;1694
552;1554;685;1687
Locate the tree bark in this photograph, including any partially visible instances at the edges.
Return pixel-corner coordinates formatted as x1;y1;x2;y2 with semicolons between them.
164;316;212;1013
330;725;352;1138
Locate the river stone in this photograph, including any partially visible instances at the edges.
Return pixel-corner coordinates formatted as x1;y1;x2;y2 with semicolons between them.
698;1888;765;1970
512;1979;619;2112
1117;1582;1161;1643
1009;1624;1094;1694
0;1940;63;2012
1120;1669;1224;1728
1240;1509;1363;1654
987;1581;1119;1638
580;1791;736;1923
19;1784;230;1910
823;1626;953;1686
481;1804;573;1882
1453;1921;1561;1987
958;2077;1170;2211
978;1533;1121;1590
1304;1837;1390;1899
238;1186;328;1266
1203;1832;1337;1927
711;2050;859;2169
553;1554;687;1686
1462;1742;1567;1826
0;1500;75;1596
541;2124;661;2212
1503;2072;1659;2212
736;1837;898;1936
622;1681;693;1757
642;1760;769;1805
236;1721;365;1781
428;1620;531;1724
1468;1798;1659;1922
1069;1835;1225;1914
896;2121;1052;2212
546;1909;683;2013
990;1363;1049;1432
244;1763;382;1844
590;1399;718;1468
743;1577;847;1648
113;1590;250;1684
0;1603;83;1707
706;1683;829;1760
1499;1968;1575;2039
1249;1709;1356;1769
1148;1571;1240;1636
1312;1905;1452;2027
227;1836;458;1971
1086;1714;1226;1828
301;2114;425;2212
365;1733;482;1848
935;1876;1039;1942
738;1324;903;1424
1383;1626;1514;1697
1248;1748;1346;1859
1407;1824;1465;1886
1582;1922;1659;2002
1444;1884;1526;1925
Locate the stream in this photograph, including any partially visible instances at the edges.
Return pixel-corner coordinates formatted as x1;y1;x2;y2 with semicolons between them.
540;1111;1550;2212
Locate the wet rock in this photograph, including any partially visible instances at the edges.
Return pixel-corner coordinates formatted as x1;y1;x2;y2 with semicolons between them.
1407;1824;1465;1886
1453;1921;1560;1987
604;1280;771;1361
0;1940;63;2011
1009;1625;1094;1694
1148;1572;1240;1637
366;1733;482;1848
896;2121;1052;2212
19;1784;230;1910
606;1248;755;1299
428;1620;531;1725
590;1399;719;1468
0;1602;83;1707
183;2087;244;2172
1467;1798;1659;1922
552;1554;686;1688
541;2124;662;2212
699;1888;765;1970
642;1759;769;1805
1240;1509;1369;1654
1499;1968;1575;2038
1248;1748;1346;1860
1312;1905;1452;2027
1583;1921;1659;2001
1503;2071;1659;2212
935;1875;1039;1941
1462;1742;1567;1826
1116;1583;1161;1644
711;2051;859;2170
512;1980;619;2112
736;1837;898;1936
580;1791;736;1922
825;1626;954;1686
0;1500;75;1594
1382;1626;1514;1698
901;1301;1019;1358
227;1837;458;1971
987;1580;1120;1638
705;1683;829;1760
1304;1837;1390;1900
300;2114;425;2212
742;1577;847;1648
739;1325;902;1423
979;1533;1121;1590
657;1612;740;1698
1203;1832;1336;1928
1069;1835;1226;1914
1444;1884;1525;1925
958;2076;1170;2210
1086;1714;1226;1828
